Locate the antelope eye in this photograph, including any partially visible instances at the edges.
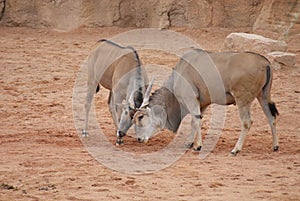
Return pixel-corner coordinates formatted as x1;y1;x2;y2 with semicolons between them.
138;115;144;121
124;110;128;115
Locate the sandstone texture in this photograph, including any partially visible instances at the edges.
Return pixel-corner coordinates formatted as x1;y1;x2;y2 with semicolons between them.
268;51;296;68
222;32;296;69
0;0;299;36
253;0;300;38
221;32;288;53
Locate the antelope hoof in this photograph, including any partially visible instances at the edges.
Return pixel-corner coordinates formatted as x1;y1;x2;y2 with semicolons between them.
117;130;126;138
82;130;89;137
230;150;240;156
116;137;124;146
185;142;194;149
273;146;279;151
193;146;202;151
137;138;148;143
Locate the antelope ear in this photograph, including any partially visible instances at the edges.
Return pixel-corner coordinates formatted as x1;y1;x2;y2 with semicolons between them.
132;110;141;124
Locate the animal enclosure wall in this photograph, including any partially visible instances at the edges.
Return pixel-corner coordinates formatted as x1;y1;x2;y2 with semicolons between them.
0;0;299;35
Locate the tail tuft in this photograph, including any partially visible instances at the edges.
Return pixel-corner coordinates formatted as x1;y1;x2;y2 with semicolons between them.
268;102;279;117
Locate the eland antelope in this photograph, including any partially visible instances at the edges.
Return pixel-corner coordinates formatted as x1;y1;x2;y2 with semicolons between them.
133;49;279;155
83;39;148;145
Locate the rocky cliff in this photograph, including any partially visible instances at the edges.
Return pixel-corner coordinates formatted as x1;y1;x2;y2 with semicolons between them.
0;0;299;35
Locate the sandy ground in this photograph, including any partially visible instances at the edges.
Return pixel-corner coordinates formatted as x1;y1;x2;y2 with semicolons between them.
0;26;300;201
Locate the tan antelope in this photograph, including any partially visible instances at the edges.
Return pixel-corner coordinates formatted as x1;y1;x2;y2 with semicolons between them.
83;39;148;145
133;49;279;155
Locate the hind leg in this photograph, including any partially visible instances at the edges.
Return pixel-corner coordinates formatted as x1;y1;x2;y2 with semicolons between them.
257;95;279;151
83;83;98;136
231;103;253;156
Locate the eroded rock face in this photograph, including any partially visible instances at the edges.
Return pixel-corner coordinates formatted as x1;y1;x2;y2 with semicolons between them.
0;0;82;30
253;0;300;37
221;32;296;69
0;0;5;21
221;33;288;53
0;0;264;30
268;52;296;68
0;0;298;37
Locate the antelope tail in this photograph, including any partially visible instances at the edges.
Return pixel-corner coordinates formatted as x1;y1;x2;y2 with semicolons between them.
264;65;279;117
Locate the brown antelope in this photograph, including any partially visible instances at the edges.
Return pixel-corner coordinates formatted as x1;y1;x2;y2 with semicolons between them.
133;49;279;155
83;39;148;145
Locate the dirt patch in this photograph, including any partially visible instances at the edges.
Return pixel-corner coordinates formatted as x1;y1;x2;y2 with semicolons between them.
0;27;299;200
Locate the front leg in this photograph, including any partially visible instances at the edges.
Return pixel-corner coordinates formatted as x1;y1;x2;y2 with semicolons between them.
191;114;203;151
186;114;203;151
108;91;120;127
109;91;126;145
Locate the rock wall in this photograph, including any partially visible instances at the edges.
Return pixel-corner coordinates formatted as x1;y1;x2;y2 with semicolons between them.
254;0;300;38
221;32;296;69
0;0;299;35
0;0;5;21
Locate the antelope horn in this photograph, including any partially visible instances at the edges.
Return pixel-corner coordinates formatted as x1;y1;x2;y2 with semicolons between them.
140;78;155;108
128;79;137;109
128;91;135;109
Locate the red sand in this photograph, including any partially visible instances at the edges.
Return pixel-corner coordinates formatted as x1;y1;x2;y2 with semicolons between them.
0;27;299;200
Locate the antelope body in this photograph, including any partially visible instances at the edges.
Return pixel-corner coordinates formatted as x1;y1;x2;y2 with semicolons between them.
133;49;279;155
83;39;148;145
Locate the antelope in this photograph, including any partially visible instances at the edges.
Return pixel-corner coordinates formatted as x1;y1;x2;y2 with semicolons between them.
133;49;279;155
83;39;148;145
